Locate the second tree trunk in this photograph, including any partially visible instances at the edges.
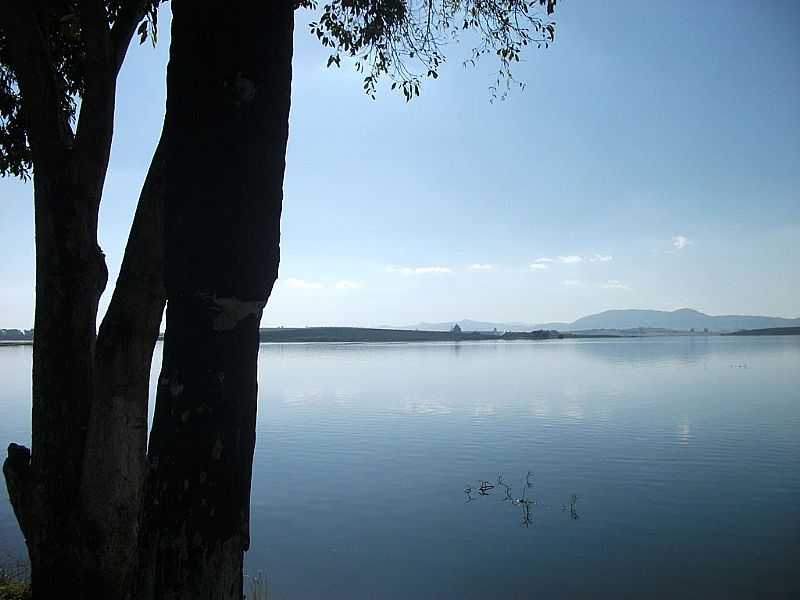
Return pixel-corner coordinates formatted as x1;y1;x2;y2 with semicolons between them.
136;2;295;598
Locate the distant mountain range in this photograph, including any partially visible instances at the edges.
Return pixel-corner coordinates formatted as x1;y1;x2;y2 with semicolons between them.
5;309;800;343
396;308;800;333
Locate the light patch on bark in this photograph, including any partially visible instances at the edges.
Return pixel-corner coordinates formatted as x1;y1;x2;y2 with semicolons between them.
170;380;185;397
233;73;256;103
211;438;224;460
211;297;266;331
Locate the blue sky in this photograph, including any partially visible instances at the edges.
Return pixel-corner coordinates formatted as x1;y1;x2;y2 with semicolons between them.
1;0;799;328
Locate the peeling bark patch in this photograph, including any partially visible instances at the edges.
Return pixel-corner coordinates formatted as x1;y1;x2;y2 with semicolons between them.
170;380;185;397
211;438;223;460
233;73;256;103
211;297;266;331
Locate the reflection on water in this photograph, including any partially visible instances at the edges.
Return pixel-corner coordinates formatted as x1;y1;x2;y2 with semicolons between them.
677;418;691;447
569;335;784;366
1;336;799;598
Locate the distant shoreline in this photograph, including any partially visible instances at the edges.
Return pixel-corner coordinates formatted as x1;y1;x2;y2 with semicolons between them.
2;326;798;347
257;327;575;343
722;326;800;337
254;326;800;343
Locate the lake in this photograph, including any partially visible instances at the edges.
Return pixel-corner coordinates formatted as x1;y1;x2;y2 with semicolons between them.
1;336;799;598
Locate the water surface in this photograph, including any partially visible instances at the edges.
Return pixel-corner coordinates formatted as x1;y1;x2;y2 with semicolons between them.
1;336;798;598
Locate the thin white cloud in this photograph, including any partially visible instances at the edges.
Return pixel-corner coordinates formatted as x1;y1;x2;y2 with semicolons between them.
672;235;692;250
388;265;452;275
558;255;583;264
602;279;630;290
285;278;323;290
561;279;583;287
410;266;452;274
468;263;494;271
529;263;549;271
535;254;612;265
335;280;361;289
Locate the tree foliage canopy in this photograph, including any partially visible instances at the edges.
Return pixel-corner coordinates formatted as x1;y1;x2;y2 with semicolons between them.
304;0;556;100
0;0;161;179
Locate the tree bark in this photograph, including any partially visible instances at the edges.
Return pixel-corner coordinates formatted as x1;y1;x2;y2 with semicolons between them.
0;3;113;594
78;137;167;598
2;2;163;596
136;1;294;598
25;164;110;597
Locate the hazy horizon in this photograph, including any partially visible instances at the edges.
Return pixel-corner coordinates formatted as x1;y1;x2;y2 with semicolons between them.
2;1;798;329
3;305;799;332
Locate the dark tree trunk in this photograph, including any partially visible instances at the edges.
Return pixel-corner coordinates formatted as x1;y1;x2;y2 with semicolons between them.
2;2;165;597
79;137;167;598
9;161;109;597
1;3;115;594
136;1;294;598
5;136;167;600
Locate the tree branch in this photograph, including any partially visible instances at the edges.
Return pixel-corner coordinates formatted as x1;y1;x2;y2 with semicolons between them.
78;0;112;62
72;0;115;203
0;0;73;171
96;133;166;368
110;1;153;75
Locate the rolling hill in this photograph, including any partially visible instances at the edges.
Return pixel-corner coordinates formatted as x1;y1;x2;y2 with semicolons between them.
399;309;799;333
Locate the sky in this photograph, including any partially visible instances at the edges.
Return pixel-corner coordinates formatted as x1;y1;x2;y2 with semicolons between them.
1;0;799;329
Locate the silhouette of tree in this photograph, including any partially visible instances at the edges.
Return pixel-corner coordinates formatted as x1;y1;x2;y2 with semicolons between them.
2;1;558;597
1;2;165;597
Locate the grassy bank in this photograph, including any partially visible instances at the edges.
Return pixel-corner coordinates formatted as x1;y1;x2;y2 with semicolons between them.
0;562;30;600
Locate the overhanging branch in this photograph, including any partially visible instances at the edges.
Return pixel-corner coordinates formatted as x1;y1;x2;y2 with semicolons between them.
72;0;115;200
110;1;154;75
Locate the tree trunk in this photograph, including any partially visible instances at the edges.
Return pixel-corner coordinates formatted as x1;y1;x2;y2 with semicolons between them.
78;137;167;598
2;2;166;597
1;2;114;590
135;2;294;597
3;162;108;597
5;134;167;600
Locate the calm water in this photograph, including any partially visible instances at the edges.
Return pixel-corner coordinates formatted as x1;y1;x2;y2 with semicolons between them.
1;336;799;598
